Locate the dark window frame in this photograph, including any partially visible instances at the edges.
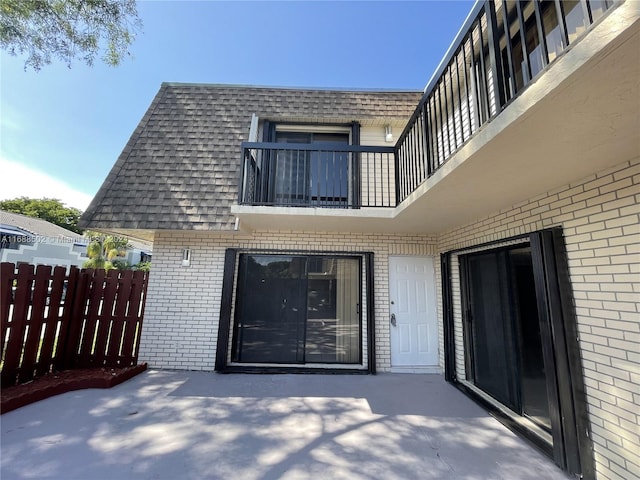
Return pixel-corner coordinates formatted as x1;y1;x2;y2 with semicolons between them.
260;121;361;207
442;228;594;479
460;243;552;429
216;248;376;374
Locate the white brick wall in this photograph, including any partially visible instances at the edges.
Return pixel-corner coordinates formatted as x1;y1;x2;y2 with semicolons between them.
436;157;640;480
139;157;638;480
140;231;438;373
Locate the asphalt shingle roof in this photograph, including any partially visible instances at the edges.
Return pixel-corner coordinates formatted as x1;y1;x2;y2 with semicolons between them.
1;210;85;241
80;83;422;232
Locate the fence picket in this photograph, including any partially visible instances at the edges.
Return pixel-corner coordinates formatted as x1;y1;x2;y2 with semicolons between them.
0;262;16;359
77;269;106;367
2;264;33;385
19;265;51;382
36;266;67;376
135;272;148;363
121;271;147;365
107;270;132;366
59;267;85;371
92;269;119;367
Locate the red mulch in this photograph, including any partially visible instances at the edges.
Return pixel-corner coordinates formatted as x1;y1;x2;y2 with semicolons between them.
1;363;147;414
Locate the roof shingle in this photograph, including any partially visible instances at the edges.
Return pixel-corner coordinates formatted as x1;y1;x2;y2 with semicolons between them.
80;83;422;232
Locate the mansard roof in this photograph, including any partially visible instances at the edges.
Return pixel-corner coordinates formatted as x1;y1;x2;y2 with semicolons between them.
80;83;421;234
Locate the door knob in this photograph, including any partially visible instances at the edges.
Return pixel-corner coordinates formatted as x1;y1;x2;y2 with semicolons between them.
390;313;397;327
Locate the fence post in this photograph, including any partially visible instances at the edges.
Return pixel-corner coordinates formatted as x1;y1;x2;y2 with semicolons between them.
131;271;149;366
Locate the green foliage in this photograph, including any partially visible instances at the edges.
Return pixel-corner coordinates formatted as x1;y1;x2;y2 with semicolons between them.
132;261;151;272
86;240;102;258
110;259;130;270
83;230;131;270
0;0;142;71
82;257;105;269
0;197;83;234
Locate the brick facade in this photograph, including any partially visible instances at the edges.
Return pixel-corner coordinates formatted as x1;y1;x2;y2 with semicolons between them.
436;157;640;480
140;231;439;372
140;157;638;480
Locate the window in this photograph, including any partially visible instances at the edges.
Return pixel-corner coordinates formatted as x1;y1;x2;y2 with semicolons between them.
231;254;362;365
274;130;351;207
259;122;360;207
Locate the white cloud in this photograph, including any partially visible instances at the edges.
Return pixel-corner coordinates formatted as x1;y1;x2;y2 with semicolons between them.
0;157;94;211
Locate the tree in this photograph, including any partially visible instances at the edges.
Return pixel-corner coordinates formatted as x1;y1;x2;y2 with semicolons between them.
0;0;142;71
83;231;131;270
0;197;83;234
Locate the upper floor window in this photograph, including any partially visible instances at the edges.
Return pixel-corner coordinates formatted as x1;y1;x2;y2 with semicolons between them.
260;122;360;207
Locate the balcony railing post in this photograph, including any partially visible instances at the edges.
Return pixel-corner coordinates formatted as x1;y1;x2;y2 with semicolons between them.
238;146;247;205
352;122;361;209
419;105;429;182
476;14;491;122
485;1;506;112
501;0;517;100
554;0;570;50
394;148;401;206
533;0;550;71
515;0;532;83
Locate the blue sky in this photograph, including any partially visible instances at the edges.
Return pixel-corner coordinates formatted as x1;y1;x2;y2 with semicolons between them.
1;0;474;211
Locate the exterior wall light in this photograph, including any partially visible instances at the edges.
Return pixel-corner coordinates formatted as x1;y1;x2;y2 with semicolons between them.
385;125;393;143
182;248;191;267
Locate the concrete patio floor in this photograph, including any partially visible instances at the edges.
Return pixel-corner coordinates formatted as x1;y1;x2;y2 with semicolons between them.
1;370;571;480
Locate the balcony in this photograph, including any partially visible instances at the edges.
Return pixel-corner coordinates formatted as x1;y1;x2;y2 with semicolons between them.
394;0;626;201
234;0;638;234
238;142;397;209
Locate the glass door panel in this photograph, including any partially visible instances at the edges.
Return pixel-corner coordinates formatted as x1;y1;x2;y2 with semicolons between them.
466;251;519;410
274;131;349;206
463;245;551;429
310;133;349;207
509;248;551;431
305;257;360;363
274;132;309;205
232;255;307;363
233;254;361;365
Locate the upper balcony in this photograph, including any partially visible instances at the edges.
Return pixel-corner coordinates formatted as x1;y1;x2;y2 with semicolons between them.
238;142;397;209
233;0;639;234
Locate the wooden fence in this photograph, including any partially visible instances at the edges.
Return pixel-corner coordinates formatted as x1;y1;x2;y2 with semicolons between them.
0;262;149;387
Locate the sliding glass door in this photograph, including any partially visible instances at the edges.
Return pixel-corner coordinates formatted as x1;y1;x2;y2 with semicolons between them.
273;131;351;207
232;254;361;365
462;245;551;432
447;229;592;477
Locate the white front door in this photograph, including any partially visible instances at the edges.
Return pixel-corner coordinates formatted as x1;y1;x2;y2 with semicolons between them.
389;256;438;367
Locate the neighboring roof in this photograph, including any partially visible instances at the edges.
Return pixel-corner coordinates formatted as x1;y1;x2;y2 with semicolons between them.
80;83;422;233
0;210;152;253
1;210;85;242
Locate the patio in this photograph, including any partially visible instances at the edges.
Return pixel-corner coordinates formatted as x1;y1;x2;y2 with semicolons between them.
1;370;571;479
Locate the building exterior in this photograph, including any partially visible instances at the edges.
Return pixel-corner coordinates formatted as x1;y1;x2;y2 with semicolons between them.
1;210;89;269
80;1;639;479
0;210;152;269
